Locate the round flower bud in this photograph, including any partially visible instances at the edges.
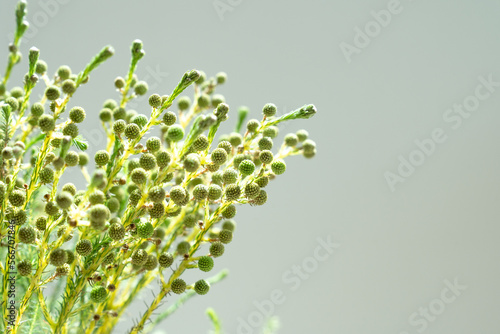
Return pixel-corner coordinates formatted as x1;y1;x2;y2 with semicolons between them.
31;102;44;117
169;186;187;205
131;168;148;185
246;119;260;132
129;189;142;206
45;201;60;216
192;135;209;151
206;163;219;172
131;114;148;129
63;123;79;138
148;186;166;203
221;204;236;219
198;256;214;272
57;65;71;80
139;153;156;171
259;150;273;164
2;147;13;160
228;133;243;147
263;126;279;139
78;152;89;166
64;151;79;166
296;129;308;142
244;183;260;199
44;86;60;101
38;114;55;132
176;241;190;255
124;123;141;139
113;120;126;134
62;79;76;95
143;255;158;270
211;148;227;165
49;248;68;267
238;160;255;176
176;96;190;111
146;137;161;152
156;150;171;168
222;169;238;184
162;111;177;126
252;189;268;206
89;190;105;205
9;189;26;207
17;260;32;276
271;159;286;175
258;137;273;151
149;202;165;218
219;229;233;244
225;184;241;201
183;214;196;228
19;226;36;243
192;184;208;201
65;250;75;265
171;278;186;294
284;133;299;146
302;139;316;153
166;124;184;142
61;183;76;196
208;185;222;201
303;149;316;159
114;76;125;88
108;223;125;241
10;87;23;98
113;107;126;120
211;94;225;108
50;138;62;148
210;241;225;257
194;279;210;295
107;197;120;213
183;153;200;173
148;94;162;108
222;220;236;232
11;209;27;226
159;252;174;268
99;108;112;122
90;286;107;303
216;72;227;84
131;249;148;266
89;204;110;222
262;103;277;117
56;191;73;209
197;94;210;108
94;150;110;166
211;171;223;185
35;60;48;74
76;239;92;256
134;81;148;95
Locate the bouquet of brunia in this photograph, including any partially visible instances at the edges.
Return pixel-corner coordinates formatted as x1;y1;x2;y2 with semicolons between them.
0;1;318;333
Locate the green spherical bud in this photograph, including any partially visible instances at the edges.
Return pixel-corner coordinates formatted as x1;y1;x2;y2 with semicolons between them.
31;102;45;117
65;250;75;265
262;103;277;117
107;222;124;241
114;76;125;88
113;120;126;134
166;124;184;142
192;184;208;201
61;183;76;196
211;171;223;185
219;229;233;244
129;189;142;206
143;254;158;271
198;256;214;272
194;279;210;295
303;149;316;159
208;184;222;201
57;65;71;80
10;87;23;98
183;153;200;173
9;189;26;207
2;147;13;160
211;148;227;165
192;135;209;151
106;197;120;213
45;201;60;216
49;248;68;267
244;183;260;199
210;241;225;257
131;167;148;184
211;94;225;108
148;94;162;108
90;286;107;303
94;150;110;166
259;150;273;164
89;204;110;222
222;220;236;232
78;152;89;166
89;190;105;205
44;86;60;101
76;239;92;256
56;191;73;209
225;184;241;201
229;133;243;147
149;202;165;218
5;97;18;112
302;139;316;153
171;278;186;294
19;225;36;243
38;114;55;132
62;123;79;138
35;60;47;74
137;222;154;238
176;241;190;255
271;159;286;175
10;208;27;226
159;252;174;268
146;137;161;152
131;249;148;266
246;119;260;132
99;108;112;122
64;151;79;166
162;111;177;125
238;160;255;176
221;204;236;219
252;189;268;206
62;79;76;95
197;94;210;108
216;142;231;156
56;226;73;242
284;133;299;147
156;150;171;169
134;81;148;95
263;126;279;139
124;123;141;140
182;214;196;228
148;186;166;203
139;153;156;171
50;138;62;148
56;264;70;276
154;227;165;239
216;72;227;84
17;260;32;276
222;169;238;184
169;186;187;204
113;107;126;120
296;129;308;142
258;137;273;151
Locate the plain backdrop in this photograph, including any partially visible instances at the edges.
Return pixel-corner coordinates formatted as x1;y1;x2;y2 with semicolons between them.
1;0;500;333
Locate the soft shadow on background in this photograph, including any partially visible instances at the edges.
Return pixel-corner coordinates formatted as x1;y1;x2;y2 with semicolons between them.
1;0;500;333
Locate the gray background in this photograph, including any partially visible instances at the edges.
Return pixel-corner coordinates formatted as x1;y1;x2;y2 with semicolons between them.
2;0;500;333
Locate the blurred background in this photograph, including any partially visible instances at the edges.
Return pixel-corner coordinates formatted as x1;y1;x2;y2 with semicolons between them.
1;0;500;333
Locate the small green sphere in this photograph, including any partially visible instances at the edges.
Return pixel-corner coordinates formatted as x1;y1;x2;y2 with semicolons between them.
221;204;236;219
146;137;161;152
183;214;197;228
108;223;125;241
113;107;126;120
31;102;45;117
210;241;225;257
134;81;149;95
211;94;225;108
89;204;110;222
211;148;227;165
208;184;222;201
197;94;210;108
263;126;279;139
225;184;241;201
302;139;316;153
148;94;162;108
192;184;208;201
131;114;148;129
177;96;191;110
258;137;273;151
94;150;110;166
222;168;238;184
252;189;268;206
78;152;89;166
149;202;165;218
194;279;210;295
262;103;277;117
246;119;260;132
271;159;286;175
156;150;171;168
131;168;148;185
57;65;71;80
61;183;76;196
303;149;316;159
296;129;309;142
169;186;187;205
76;239;92;256
49;248;68;267
35;60;48;74
56;264;70;276
238;160;255;176
64;151;79;166
162;111;177;126
56;191;73;209
284;133;299;147
217;141;232;155
90;286;107;303
192;135;209;151
62;79;76;95
143;254;158;270
183;153;200;173
114;76;125;88
211;171;223;185
9;189;26;207
11;209;27;226
17;260;32;276
45;201;60;216
112;120;126;134
171;278;187;294
107;197;120;212
244;183;260;199
89;190;105;205
222;220;236;232
65;250;75;265
2;147;13;160
176;241;190;255
198;256;214;272
62;123;79;138
166;124;184;142
148;186;166;203
139;153;157;171
158;252;174;268
124;123;141;139
219;229;233;244
131;249;148;266
44;86;60;101
259;150;273;164
10;87;23;98
19;226;36;243
228;133;243;147
216;72;227;84
129;189;142;206
99;108;113;122
38;114;55;132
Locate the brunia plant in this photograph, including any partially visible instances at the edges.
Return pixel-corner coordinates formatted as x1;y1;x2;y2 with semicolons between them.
0;1;317;334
